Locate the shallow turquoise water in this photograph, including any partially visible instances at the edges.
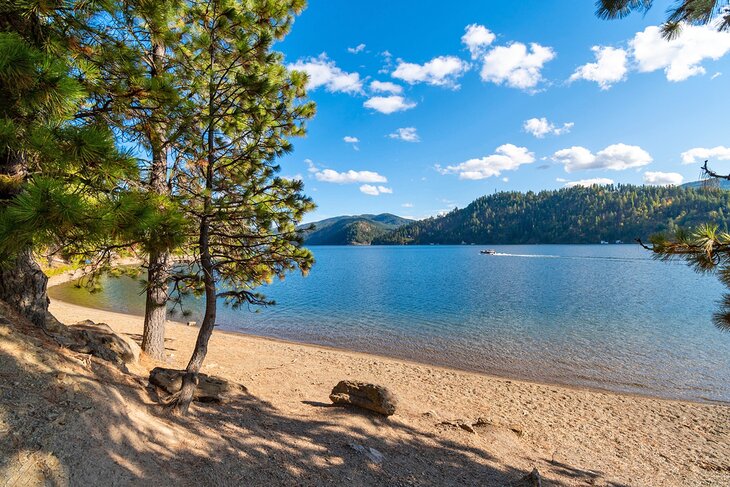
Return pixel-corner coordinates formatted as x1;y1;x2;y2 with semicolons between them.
49;245;730;402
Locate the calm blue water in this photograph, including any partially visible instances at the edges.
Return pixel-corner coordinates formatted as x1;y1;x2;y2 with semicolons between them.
49;245;730;402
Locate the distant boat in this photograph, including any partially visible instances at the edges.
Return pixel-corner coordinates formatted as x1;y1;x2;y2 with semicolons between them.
480;249;497;255
600;240;609;245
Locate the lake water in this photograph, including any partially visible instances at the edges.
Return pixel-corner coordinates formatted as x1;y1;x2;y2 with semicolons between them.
49;245;730;403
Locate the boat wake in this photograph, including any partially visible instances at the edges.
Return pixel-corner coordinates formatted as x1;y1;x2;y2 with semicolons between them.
490;252;560;258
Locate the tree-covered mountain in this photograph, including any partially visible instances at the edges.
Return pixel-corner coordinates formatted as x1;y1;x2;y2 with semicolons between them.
374;184;730;245
301;214;413;245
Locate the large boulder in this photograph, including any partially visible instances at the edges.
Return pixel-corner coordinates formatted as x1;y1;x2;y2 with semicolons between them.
149;367;246;403
68;320;140;367
329;381;397;416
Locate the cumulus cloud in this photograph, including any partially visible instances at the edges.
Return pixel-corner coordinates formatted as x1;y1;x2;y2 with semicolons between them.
388;127;420;142
480;42;555;89
523;117;573;138
343;136;359;144
392;55;470;88
564;178;615;188
552;144;652;173
643;171;683;186
462;24;496;59
631;24;730;81
315;169;387;184
437;144;535;180
570;46;628;89
369;80;403;94
347;43;366;54
360;184;393;196
680;146;730;164
363;95;416;114
287;53;363;94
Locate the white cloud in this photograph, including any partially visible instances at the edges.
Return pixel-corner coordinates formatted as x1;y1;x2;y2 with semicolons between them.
564;178;615;188
363;95;416;114
392;55;470;88
305;159;318;173
402;202;414;208
480;42;555;89
680;146;730;164
523;117;574;138
287;53;363;94
570;46;628;89
711;72;722;80
552;144;652;172
347;43;366;54
631;24;730;82
501;177;509;182
462;24;496;59
643;171;683;186
315;169;387;184
438;144;535;180
360;184;392;196
369;80;403;94
388;127;420;142
343;136;359;143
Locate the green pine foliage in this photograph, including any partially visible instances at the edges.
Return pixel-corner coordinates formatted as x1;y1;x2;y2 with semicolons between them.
596;0;730;39
0;28;138;263
375;184;730;245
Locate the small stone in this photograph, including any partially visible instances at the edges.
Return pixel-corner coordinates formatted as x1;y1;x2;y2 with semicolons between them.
514;468;542;487
348;442;384;464
187;321;197;327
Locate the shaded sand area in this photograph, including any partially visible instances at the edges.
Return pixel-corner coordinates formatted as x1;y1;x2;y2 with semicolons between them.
1;295;728;486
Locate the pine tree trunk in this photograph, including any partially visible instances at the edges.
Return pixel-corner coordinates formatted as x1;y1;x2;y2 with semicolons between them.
141;39;171;361
0;143;48;328
0;250;49;327
142;248;169;360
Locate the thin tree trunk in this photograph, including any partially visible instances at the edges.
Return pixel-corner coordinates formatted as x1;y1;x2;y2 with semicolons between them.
141;39;171;361
173;42;217;414
0;250;49;327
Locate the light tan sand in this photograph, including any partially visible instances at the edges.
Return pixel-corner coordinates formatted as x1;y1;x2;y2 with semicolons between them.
38;297;730;486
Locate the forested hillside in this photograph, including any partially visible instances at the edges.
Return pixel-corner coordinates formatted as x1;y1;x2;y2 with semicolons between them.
301;214;412;245
375;185;730;245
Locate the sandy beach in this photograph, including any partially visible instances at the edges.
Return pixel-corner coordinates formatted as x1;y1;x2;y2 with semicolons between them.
38;296;730;486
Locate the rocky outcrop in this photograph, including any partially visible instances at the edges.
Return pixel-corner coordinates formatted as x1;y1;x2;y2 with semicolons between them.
329;381;397;416
68;320;140;367
149;367;246;403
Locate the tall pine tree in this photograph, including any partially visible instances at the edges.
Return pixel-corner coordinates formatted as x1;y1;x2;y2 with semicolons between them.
169;0;314;414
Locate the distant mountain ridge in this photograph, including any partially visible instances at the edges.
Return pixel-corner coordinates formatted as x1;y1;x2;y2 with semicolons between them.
374;184;730;245
300;213;413;245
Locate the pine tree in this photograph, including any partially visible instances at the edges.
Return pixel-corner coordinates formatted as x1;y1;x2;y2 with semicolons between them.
74;0;191;359
0;1;135;327
168;0;314;414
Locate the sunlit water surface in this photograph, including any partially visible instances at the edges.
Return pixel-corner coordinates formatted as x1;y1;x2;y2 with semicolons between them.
49;245;730;403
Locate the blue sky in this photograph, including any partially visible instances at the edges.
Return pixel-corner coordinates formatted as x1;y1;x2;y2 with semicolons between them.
276;1;730;222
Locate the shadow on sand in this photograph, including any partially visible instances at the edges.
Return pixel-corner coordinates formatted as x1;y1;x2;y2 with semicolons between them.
0;312;630;486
